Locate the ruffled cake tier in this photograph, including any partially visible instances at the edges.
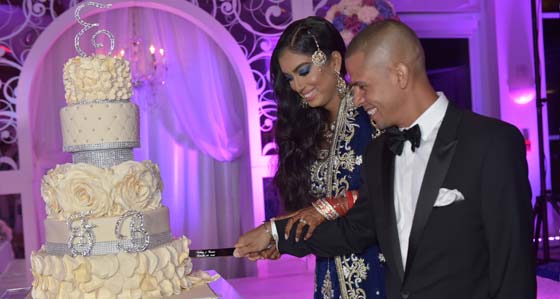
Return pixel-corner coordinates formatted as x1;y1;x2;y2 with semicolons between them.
63;55;132;104
31;237;194;299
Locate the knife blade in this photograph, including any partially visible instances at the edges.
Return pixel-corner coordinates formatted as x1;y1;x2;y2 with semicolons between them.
189;248;236;258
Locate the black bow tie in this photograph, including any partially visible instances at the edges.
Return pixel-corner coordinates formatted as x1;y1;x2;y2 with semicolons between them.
385;124;421;156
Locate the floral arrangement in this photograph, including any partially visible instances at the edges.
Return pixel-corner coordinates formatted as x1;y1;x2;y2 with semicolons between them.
324;0;398;45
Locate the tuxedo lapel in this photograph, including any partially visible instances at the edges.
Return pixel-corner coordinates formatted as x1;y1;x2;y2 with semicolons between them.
404;105;462;278
376;136;405;280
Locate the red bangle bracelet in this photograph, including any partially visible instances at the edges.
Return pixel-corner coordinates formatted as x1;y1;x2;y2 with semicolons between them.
346;190;354;209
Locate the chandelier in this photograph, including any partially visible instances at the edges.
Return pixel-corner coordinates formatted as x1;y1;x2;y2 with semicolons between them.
118;38;167;110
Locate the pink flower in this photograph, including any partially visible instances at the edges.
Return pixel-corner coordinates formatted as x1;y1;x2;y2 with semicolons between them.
357;6;379;23
343;0;363;7
325;4;340;21
344;14;363;34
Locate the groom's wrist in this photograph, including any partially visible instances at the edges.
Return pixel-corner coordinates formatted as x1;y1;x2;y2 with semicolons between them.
269;220;279;248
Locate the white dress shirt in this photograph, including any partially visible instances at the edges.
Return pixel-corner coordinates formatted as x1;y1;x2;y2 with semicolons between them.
394;92;448;268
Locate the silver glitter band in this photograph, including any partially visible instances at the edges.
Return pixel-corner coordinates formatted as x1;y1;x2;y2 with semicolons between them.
45;231;172;256
72;148;133;168
66;99;131;106
64;141;139;153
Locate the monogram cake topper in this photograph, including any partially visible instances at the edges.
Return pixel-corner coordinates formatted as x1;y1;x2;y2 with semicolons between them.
74;1;115;56
115;211;150;253
67;210;96;257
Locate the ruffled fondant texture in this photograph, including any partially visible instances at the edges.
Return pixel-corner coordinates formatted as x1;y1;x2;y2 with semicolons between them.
41;160;163;220
30;237;217;299
63;54;133;104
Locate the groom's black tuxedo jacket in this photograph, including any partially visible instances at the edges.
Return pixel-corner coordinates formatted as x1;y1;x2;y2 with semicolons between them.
276;104;536;299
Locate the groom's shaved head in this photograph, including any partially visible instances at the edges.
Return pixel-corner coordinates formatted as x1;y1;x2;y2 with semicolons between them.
347;20;425;73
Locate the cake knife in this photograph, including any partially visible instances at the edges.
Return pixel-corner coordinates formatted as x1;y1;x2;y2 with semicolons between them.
189;248;235;258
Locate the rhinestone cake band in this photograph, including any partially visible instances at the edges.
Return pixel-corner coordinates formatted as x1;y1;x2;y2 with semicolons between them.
67;99;131;106
64;141;139;153
45;231;172;256
72;148;134;168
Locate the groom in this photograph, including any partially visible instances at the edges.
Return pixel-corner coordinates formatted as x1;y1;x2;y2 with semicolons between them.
235;20;535;299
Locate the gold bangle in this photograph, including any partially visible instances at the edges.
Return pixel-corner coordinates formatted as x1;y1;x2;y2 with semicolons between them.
312;200;330;219
312;198;339;220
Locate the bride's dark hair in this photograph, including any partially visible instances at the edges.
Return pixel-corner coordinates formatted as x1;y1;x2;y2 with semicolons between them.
271;16;347;212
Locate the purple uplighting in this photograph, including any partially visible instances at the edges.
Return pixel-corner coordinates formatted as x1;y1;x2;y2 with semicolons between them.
513;91;536;105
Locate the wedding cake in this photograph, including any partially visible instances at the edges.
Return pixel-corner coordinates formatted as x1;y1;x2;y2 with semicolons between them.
29;54;215;299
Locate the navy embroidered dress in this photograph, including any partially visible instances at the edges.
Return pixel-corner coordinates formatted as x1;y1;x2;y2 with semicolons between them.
309;97;385;299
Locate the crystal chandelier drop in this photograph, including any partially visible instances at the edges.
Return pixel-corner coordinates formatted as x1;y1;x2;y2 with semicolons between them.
117;8;167;110
118;38;167;110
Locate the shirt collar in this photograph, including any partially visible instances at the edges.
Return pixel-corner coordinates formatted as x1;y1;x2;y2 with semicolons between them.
406;91;449;142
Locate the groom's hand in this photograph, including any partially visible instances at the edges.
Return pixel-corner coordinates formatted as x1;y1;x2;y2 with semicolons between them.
233;223;273;258
246;240;281;261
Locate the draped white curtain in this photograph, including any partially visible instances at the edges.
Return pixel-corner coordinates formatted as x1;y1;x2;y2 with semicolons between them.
29;7;254;278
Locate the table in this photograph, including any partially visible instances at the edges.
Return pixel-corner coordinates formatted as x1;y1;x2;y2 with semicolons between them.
205;270;245;299
167;271;245;299
0;269;244;299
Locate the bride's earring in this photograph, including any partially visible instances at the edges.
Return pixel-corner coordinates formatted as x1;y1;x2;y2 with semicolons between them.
300;96;309;108
334;70;347;97
371;120;384;138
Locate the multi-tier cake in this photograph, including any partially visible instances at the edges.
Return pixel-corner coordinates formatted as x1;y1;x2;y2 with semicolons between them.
29;54;214;299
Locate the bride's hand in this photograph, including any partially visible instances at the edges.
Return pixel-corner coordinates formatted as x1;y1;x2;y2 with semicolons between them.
284;206;326;242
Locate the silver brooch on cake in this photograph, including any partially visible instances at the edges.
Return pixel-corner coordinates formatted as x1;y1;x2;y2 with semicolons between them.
74;1;115;56
115;210;150;253
67;210;96;257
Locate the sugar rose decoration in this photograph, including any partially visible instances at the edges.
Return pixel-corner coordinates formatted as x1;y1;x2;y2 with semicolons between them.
42;164;112;219
324;0;398;45
112;160;163;213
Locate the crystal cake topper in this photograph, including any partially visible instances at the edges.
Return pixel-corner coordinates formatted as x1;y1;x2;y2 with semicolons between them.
74;1;115;56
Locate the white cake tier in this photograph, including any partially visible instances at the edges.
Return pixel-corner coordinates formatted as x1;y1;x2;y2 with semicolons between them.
44;207;170;256
60;101;139;152
31;237;194;299
63;55;133;104
41;160;163;220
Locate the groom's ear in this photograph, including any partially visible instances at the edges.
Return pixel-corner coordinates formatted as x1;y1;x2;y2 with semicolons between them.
394;63;409;89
